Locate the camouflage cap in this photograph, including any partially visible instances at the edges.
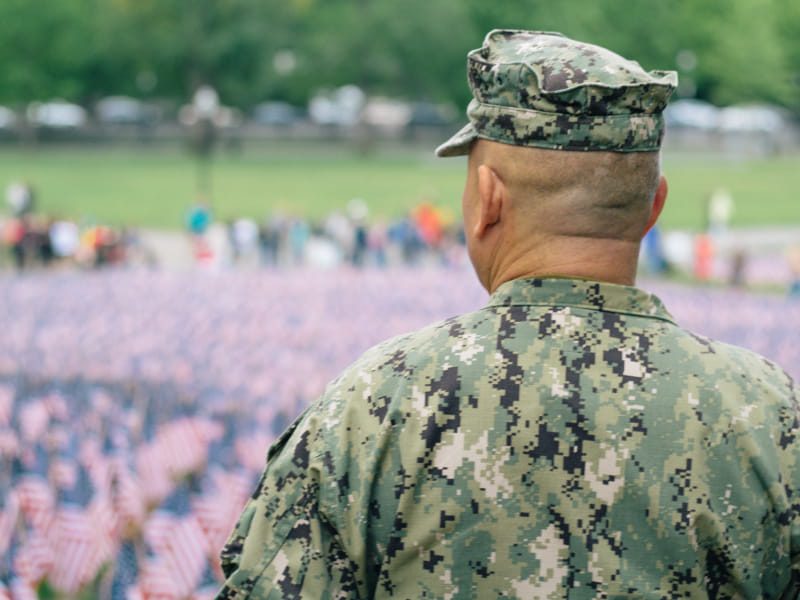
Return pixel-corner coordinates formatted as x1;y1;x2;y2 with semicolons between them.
436;29;678;156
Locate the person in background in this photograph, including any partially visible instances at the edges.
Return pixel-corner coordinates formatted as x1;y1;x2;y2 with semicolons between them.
4;214;27;270
788;245;800;297
729;247;748;288
642;225;670;275
5;180;35;217
707;187;734;237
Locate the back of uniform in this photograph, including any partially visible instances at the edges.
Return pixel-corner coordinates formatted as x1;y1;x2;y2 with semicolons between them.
218;278;800;599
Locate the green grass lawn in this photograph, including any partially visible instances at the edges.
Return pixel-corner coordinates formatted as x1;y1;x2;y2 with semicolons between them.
0;144;798;230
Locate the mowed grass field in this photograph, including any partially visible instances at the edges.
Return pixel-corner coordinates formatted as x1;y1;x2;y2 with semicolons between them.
0;143;798;230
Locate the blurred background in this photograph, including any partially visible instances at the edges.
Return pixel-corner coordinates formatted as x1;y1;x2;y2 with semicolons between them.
1;1;799;598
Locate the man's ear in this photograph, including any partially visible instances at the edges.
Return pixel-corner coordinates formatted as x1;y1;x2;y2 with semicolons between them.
474;164;505;239
643;176;667;237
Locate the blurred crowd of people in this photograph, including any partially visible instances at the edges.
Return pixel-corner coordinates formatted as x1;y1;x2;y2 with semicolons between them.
2;181;152;271
185;199;467;270
3;181;799;297
2;183;467;274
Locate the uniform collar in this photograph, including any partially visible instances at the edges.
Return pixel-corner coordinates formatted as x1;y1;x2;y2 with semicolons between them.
487;277;676;324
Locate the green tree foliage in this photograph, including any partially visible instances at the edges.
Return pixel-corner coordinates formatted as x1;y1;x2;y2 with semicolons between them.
285;0;476;103
0;0;796;112
0;0;96;105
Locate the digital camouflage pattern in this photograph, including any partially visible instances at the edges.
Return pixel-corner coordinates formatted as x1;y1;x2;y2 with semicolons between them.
218;278;800;599
436;30;678;157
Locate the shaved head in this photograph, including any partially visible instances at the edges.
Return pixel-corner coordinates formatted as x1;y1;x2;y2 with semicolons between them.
471;141;661;242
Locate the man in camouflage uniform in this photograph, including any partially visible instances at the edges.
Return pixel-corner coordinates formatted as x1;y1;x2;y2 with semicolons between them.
218;30;800;599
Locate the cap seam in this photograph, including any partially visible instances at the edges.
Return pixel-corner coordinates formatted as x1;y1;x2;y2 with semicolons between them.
515;59;677;93
473;100;662;120
485;29;567;40
468;54;677;93
471;131;660;153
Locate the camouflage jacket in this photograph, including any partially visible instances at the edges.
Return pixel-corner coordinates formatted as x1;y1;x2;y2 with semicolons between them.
217;277;800;599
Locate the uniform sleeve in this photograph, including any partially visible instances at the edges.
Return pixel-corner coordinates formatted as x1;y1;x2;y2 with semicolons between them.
772;373;800;600
216;410;361;600
780;378;800;599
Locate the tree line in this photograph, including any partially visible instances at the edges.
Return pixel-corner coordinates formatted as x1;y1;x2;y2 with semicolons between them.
0;0;797;113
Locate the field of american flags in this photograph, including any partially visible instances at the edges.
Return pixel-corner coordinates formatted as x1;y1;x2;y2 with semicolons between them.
1;267;798;599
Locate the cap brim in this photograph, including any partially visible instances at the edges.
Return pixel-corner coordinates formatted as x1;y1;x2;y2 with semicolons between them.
435;123;477;157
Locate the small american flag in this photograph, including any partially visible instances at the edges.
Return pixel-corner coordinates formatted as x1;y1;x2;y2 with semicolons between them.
137;558;178;599
0;383;14;426
192;469;254;562
161;515;208;597
136;444;175;507
0;490;19;557
13;532;53;586
111;458;147;533
48;505;107;594
89;493;119;563
15;476;54;532
18;399;49;444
